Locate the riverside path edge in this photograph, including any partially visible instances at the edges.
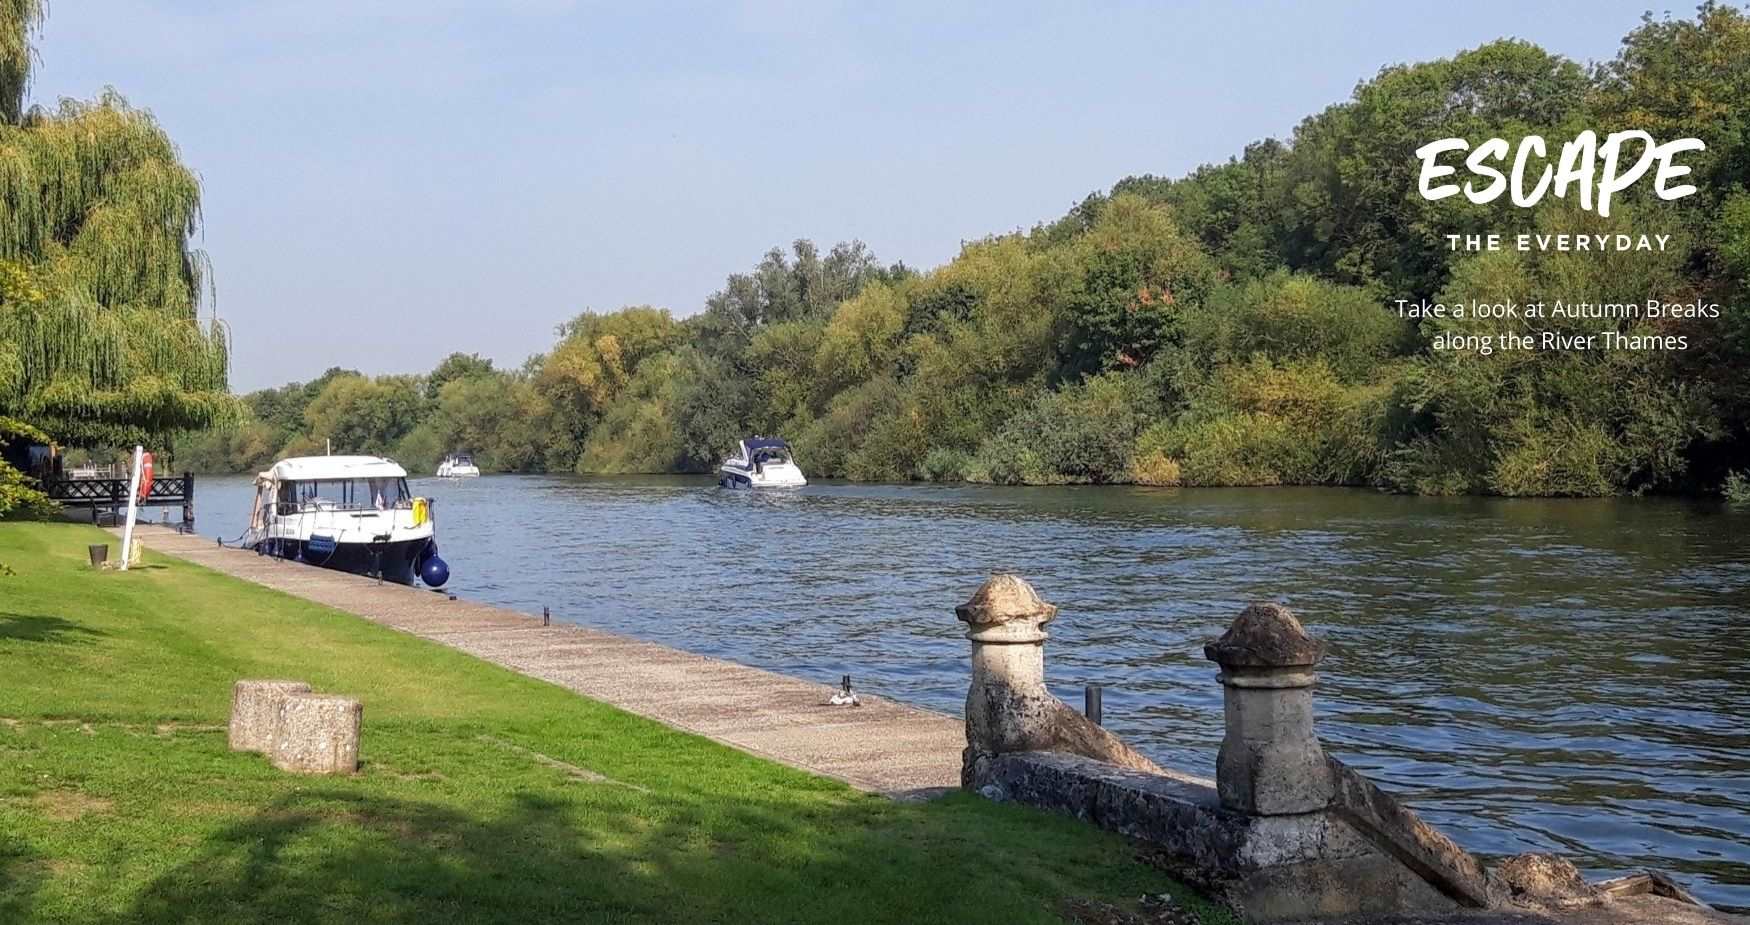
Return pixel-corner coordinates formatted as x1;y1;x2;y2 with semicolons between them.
116;525;964;799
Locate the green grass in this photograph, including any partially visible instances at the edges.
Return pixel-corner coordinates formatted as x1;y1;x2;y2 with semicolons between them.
0;522;1220;924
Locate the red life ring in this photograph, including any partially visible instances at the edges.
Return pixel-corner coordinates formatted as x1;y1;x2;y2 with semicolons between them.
138;452;155;502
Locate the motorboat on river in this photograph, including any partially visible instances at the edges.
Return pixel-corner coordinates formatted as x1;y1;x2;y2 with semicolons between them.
243;455;449;586
718;437;807;488
436;452;480;478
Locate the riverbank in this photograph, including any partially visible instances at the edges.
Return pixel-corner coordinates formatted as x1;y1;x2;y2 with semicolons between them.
0;521;1218;924
178;473;1750;908
115;523;967;797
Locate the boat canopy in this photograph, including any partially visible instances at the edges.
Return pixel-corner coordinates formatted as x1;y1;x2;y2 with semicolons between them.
262;455;408;482
742;437;790;453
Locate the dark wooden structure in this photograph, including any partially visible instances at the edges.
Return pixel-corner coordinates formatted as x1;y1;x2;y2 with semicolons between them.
44;473;195;530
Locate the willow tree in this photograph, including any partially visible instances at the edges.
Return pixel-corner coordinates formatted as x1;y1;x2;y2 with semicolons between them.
0;1;232;447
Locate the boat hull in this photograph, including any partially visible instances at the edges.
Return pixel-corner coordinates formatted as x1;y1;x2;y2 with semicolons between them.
254;536;430;585
718;465;807;489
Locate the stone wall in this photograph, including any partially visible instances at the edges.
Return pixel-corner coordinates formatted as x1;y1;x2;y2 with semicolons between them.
955;575;1708;923
974;750;1457;921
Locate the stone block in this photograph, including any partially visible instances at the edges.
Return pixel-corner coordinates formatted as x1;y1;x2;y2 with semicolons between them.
1491;852;1596;907
269;693;362;775
228;680;311;753
1216;683;1334;814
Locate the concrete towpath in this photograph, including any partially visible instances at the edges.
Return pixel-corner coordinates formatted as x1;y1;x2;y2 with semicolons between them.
118;525;965;798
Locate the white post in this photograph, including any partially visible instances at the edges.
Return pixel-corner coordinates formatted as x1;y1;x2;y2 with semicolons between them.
118;445;144;571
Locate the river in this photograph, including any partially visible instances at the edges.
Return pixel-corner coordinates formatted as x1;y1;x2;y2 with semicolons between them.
190;473;1750;907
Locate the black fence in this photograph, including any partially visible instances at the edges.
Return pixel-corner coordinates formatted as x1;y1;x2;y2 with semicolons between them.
44;473;195;530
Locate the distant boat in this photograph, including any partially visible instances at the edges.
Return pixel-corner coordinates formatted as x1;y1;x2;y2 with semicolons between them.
436;453;480;478
718;437;807;489
244;455;447;586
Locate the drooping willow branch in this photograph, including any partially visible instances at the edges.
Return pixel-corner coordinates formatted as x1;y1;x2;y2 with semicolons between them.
0;0;44;125
0;20;234;443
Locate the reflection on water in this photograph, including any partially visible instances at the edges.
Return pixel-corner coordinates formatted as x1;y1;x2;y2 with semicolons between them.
195;474;1750;907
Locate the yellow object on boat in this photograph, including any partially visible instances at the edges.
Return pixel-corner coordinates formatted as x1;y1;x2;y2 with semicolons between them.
411;497;429;526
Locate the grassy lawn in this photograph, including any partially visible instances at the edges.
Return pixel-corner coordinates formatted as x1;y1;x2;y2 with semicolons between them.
0;522;1219;924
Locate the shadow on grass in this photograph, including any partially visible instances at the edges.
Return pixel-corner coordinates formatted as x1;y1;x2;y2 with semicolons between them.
0;835;45;922
104;784;1148;925
0;613;109;644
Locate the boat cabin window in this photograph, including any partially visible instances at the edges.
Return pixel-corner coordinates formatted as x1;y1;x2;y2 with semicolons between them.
275;477;411;514
751;447;791;465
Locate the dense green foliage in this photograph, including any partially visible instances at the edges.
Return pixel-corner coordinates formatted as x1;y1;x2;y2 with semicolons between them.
0;522;1212;923
186;5;1750;497
0;414;50;516
0;414;53;572
0;5;232;448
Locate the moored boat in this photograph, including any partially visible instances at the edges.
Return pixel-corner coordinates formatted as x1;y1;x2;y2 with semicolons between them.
244;455;449;586
718;437;807;489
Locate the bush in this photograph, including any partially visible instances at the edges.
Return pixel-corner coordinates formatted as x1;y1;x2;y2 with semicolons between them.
1133;358;1390;487
1724;470;1750;504
174;418;280;474
967;374;1158;485
1135;415;1295;486
1127;447;1182;486
393;423;446;474
1182;273;1408;382
794;376;905;479
0;417;57;574
919;447;972;482
1378;436;1476;495
1488;413;1625;497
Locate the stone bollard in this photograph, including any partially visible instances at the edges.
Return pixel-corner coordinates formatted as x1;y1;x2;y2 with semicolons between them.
228;680;312;752
269;693;362;775
959;574;1161;789
1204;603;1334;815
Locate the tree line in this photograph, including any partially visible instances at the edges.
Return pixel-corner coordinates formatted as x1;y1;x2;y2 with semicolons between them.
16;4;1750;499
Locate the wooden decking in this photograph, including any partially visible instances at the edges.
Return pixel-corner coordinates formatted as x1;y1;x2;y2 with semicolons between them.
120;526;965;798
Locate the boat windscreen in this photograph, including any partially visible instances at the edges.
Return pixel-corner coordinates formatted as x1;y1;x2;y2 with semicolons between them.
278;477;411;513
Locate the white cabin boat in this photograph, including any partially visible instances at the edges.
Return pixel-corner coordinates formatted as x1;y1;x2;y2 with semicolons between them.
244;455;448;586
718;437;807;489
436;453;480;478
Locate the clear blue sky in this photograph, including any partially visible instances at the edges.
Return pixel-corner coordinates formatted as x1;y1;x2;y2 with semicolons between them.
31;1;1670;390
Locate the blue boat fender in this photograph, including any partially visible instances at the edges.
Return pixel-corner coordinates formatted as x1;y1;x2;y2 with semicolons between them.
419;540;450;587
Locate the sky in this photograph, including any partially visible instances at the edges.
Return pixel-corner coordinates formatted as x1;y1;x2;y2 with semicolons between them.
29;0;1678;391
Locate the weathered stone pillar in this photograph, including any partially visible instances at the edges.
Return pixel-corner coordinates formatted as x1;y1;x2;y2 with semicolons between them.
959;574;1161;790
269;693;362;775
1204;603;1333;815
228;679;312;753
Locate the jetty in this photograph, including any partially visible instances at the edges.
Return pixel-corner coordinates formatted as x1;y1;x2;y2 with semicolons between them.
117;525;964;798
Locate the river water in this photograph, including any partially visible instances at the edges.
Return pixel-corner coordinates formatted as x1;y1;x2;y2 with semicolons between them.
191;474;1750;907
